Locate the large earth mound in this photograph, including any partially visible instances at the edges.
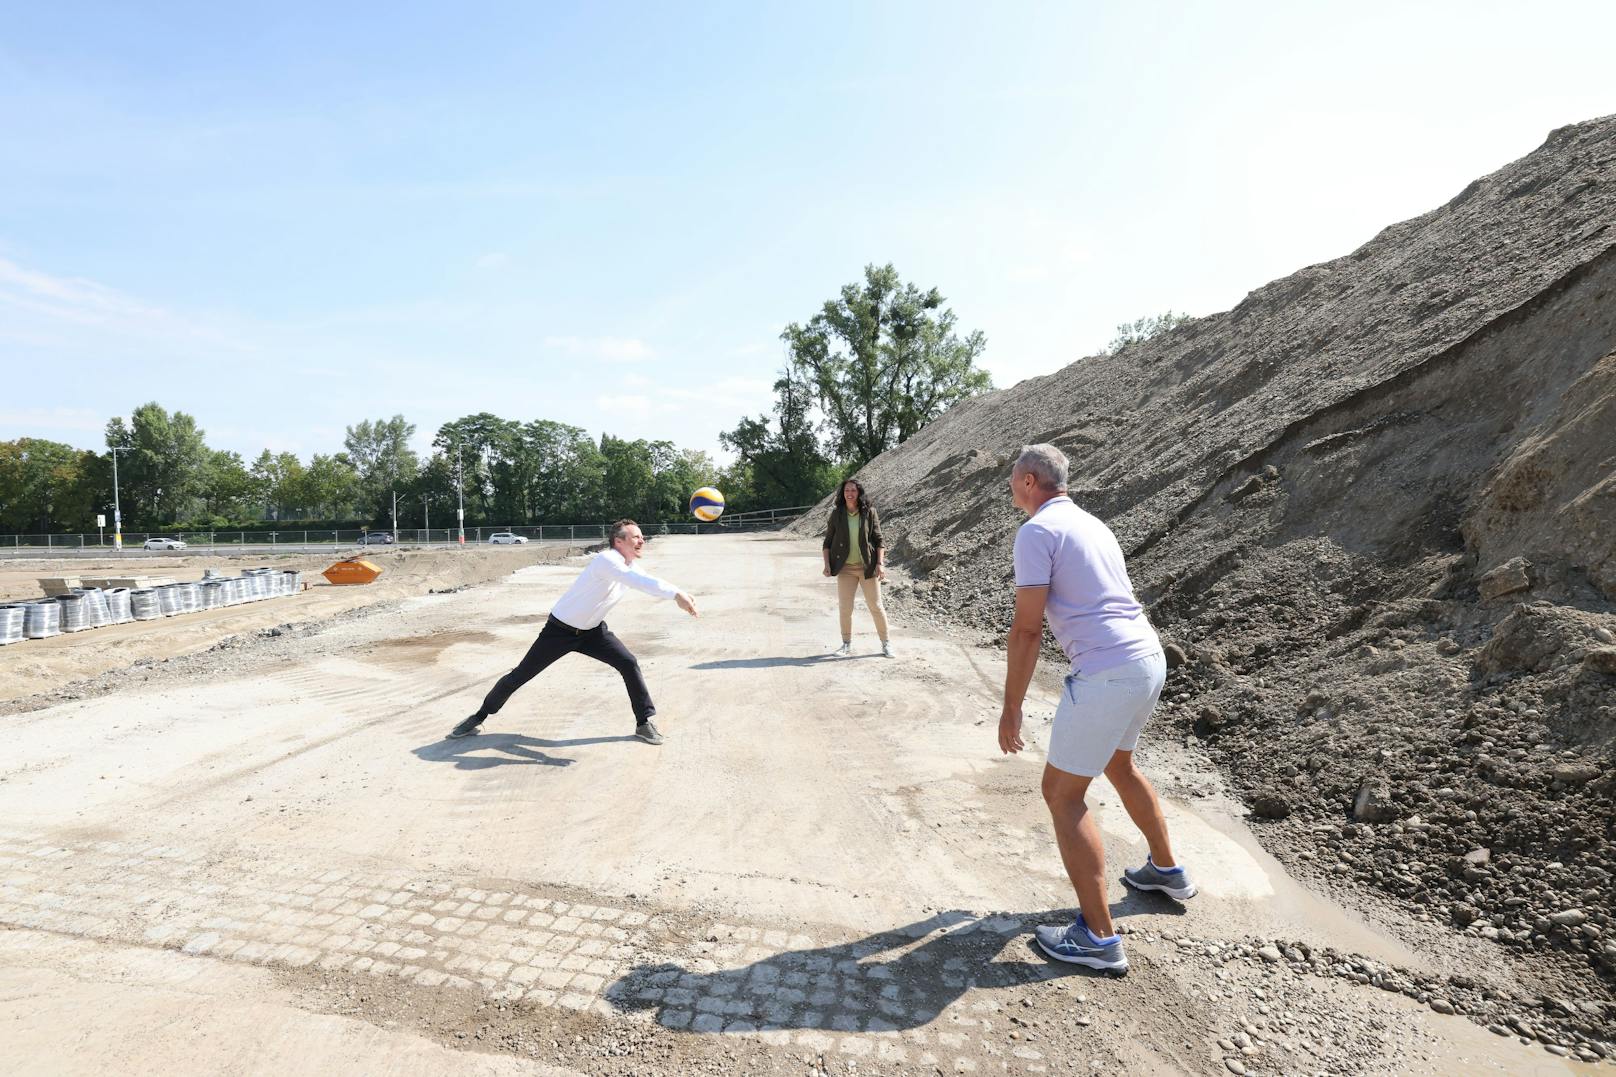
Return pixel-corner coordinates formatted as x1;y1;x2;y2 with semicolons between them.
796;115;1616;1037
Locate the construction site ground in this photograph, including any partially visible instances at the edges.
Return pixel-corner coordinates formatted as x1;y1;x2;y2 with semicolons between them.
0;536;1588;1075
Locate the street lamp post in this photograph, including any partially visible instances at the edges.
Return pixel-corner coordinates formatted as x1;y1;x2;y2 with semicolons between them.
110;446;131;552
455;444;465;546
422;494;430;545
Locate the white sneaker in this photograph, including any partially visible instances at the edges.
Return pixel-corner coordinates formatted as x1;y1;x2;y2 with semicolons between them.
881;640;895;658
832;641;851;657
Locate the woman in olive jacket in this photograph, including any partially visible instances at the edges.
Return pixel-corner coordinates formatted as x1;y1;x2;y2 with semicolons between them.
822;478;893;657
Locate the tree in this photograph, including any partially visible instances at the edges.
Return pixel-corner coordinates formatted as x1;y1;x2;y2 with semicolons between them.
781;263;991;469
105;403;211;526
201;450;254;522
301;453;364;518
0;438;101;532
720;359;839;508
344;415;419;524
1105;310;1192;355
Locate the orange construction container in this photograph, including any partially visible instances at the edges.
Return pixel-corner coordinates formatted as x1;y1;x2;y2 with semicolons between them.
322;558;384;586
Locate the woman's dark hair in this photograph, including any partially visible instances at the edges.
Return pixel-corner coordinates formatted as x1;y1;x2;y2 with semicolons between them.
833;478;872;518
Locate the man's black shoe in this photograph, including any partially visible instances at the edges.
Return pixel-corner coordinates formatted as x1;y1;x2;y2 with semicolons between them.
447;715;485;739
635;721;664;745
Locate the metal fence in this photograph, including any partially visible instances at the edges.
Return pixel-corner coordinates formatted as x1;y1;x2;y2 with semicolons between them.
0;508;814;554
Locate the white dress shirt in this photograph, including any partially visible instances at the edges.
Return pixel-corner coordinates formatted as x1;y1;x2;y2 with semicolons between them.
549;548;680;630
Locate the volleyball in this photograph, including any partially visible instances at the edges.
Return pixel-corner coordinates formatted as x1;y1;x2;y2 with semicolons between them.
689;486;725;522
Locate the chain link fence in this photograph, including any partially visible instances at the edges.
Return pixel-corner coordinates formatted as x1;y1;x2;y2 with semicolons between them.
0;507;814;554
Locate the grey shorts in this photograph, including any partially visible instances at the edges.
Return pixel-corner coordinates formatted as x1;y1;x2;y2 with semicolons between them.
1046;651;1167;777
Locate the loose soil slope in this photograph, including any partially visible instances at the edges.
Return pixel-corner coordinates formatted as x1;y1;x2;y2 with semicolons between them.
798;116;1616;1043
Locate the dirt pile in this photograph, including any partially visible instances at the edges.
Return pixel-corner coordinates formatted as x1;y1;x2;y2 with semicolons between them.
797;116;1616;1031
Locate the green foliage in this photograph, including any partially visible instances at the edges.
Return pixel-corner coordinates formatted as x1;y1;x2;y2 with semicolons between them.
105;402;212;525
343;414;420;520
1105;310;1192;355
0;438;102;532
720;360;839;508
778;263;992;470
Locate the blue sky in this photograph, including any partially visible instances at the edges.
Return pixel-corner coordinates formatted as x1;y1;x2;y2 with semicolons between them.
3;1;1613;464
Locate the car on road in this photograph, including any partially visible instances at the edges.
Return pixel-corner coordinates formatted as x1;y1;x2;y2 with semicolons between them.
358;531;395;545
143;537;188;551
487;532;529;544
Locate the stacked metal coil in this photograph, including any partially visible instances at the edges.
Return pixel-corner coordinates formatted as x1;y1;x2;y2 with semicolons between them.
156;585;184;616
130;589;161;620
25;601;62;637
0;605;23;645
281;571;302;595
57;592;90;631
76;588;112;628
105;587;134;624
176;582;201;613
227;578;249;605
199;580;225;609
244;568;271;599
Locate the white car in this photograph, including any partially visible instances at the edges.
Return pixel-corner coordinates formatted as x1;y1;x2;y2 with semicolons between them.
487;532;529;544
143;537;188;551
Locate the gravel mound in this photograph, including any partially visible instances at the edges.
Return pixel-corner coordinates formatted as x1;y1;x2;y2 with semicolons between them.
794;116;1616;1029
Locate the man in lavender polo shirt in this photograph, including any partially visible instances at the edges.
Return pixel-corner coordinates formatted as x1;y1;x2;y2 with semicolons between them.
998;444;1196;974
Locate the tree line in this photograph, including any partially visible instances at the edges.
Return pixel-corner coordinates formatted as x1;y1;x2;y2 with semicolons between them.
0;407;727;534
3;264;1004;534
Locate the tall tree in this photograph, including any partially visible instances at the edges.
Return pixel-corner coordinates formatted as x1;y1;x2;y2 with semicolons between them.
720;358;839;508
105;403;211;525
344;415;419;524
781;263;991;468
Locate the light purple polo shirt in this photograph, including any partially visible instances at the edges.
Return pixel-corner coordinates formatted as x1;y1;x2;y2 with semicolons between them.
1013;496;1160;675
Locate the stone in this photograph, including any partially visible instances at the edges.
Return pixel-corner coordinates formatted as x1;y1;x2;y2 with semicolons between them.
1478;557;1533;601
1224;1060;1247;1076
1463;848;1492;867
1583;648;1616;675
1352;780;1400;824
1250;792;1292;820
1593;627;1616;645
1257;945;1283;963
1430;998;1455;1015
1163;642;1188;668
1548;909;1588;928
1551;761;1601;785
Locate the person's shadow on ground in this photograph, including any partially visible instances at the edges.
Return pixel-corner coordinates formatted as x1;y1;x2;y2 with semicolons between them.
412;731;635;770
606;894;1183;1034
691;654;879;670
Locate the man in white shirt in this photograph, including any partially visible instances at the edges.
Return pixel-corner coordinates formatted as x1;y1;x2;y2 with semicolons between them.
447;519;698;745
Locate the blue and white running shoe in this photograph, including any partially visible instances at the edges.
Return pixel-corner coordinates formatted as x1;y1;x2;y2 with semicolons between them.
1033;913;1128;974
1122;855;1197;900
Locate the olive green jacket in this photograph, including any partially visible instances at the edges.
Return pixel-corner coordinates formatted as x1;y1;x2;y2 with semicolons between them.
823;503;884;578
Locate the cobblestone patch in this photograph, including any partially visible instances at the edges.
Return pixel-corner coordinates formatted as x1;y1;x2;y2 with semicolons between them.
0;835;1063;1074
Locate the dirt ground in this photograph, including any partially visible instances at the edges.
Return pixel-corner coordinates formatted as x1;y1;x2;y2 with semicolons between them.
0;535;1595;1075
0;544;589;709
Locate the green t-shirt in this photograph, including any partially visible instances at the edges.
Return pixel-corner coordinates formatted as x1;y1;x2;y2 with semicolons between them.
845;511;863;566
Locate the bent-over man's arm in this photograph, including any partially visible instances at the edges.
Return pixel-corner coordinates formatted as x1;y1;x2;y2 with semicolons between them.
1000;585;1047;754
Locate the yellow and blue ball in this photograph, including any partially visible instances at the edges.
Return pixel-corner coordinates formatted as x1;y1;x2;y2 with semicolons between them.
689;486;725;522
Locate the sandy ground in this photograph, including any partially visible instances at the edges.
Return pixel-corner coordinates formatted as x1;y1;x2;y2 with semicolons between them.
0;536;1592;1075
0;545;586;707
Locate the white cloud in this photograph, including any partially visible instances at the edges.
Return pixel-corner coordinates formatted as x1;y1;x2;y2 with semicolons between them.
0;255;256;354
544;335;655;362
474;252;513;270
597;392;659;412
0;406;107;435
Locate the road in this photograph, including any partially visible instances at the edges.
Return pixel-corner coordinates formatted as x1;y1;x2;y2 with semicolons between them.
0;536;1574;1075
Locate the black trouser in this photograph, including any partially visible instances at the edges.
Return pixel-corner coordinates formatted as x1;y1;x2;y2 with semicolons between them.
478;615;655;723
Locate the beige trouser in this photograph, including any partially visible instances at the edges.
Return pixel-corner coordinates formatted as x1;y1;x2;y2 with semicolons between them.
837;563;889;642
